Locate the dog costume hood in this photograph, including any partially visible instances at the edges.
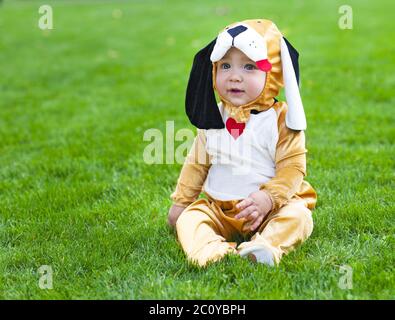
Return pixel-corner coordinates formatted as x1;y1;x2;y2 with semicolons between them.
185;19;306;130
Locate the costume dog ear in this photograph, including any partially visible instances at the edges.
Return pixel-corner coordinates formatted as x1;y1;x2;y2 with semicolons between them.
185;38;225;129
283;37;299;85
281;37;306;130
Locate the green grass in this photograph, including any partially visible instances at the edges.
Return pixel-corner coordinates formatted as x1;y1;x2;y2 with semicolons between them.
0;0;394;299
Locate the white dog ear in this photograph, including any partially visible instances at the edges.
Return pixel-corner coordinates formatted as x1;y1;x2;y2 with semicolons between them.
281;37;307;131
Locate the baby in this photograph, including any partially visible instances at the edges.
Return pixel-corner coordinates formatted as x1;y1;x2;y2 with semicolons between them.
168;19;317;267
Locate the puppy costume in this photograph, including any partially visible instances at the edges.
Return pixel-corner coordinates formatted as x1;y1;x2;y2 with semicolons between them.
171;19;317;266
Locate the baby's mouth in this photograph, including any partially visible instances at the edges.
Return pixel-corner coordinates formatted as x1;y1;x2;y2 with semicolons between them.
228;88;245;95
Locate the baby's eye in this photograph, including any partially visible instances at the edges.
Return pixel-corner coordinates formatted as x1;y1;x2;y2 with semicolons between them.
220;62;231;70
244;64;257;70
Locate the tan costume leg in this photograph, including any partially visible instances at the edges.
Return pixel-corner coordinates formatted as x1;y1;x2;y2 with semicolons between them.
237;196;314;264
176;197;247;267
177;181;316;267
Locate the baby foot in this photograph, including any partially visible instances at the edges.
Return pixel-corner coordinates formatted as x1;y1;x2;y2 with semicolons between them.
238;245;275;266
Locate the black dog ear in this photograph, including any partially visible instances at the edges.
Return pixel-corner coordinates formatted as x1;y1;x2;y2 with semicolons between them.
185;38;225;129
283;37;300;85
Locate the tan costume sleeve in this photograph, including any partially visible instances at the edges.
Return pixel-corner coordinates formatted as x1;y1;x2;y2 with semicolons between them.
260;102;307;211
170;129;212;207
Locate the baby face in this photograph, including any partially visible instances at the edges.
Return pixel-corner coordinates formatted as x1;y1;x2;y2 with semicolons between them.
215;47;266;107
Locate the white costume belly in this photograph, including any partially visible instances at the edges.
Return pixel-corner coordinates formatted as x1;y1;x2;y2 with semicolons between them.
203;103;278;200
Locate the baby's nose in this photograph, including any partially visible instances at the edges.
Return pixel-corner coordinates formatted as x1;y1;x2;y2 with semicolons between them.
229;72;242;82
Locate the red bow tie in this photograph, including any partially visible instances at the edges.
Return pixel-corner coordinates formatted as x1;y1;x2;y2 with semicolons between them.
226;117;246;139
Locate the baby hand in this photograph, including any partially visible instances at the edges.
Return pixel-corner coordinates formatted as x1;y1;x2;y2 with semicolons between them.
167;204;187;228
235;190;273;232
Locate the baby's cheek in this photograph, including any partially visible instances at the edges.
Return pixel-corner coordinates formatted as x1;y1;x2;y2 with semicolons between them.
216;82;225;94
248;81;265;99
215;74;226;95
248;72;266;94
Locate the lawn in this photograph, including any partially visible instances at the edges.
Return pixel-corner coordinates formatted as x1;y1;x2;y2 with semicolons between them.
0;0;394;299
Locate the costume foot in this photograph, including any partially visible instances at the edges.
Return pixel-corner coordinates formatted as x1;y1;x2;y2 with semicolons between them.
238;245;275;266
